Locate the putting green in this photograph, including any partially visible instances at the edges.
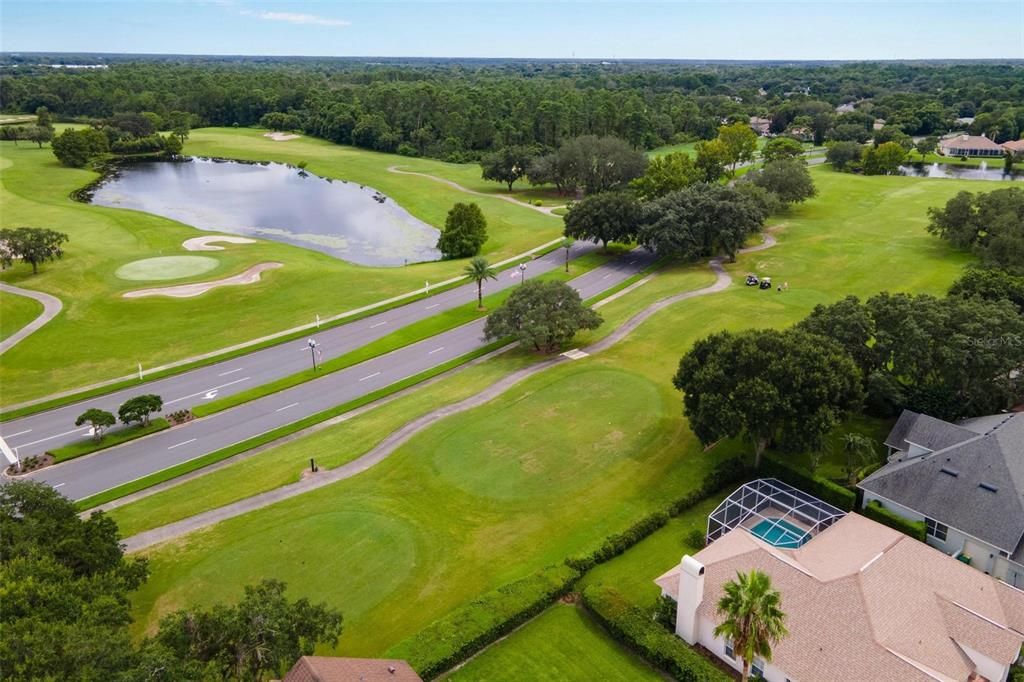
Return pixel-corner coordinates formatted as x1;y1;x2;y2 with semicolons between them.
115;256;220;281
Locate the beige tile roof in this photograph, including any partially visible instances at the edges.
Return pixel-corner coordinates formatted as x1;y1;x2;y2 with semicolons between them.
1003;139;1024;153
939;134;1004;152
660;513;1024;681
282;656;422;682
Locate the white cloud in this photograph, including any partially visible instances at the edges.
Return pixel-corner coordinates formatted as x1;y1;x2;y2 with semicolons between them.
239;9;350;27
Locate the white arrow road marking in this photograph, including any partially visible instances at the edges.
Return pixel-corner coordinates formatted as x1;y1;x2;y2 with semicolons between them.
218;367;244;376
275;402;299;412
165;377;250;405
370;321;388;328
3;429;32;438
168;438;197;450
202;390;218;400
428;346;445;355
601;274;612;279
359;371;381;382
18;427;91;449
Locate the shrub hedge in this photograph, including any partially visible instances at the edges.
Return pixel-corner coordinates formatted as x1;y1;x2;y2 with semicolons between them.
859;500;927;542
760;457;857;510
581;585;732;682
386;563;580;679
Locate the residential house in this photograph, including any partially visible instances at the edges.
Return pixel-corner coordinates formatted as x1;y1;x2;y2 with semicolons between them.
656;481;1024;682
859;411;1024;587
282;657;422;682
1002;139;1024;157
835;102;857;113
749;116;772;136
785;126;813;142
938;134;1005;157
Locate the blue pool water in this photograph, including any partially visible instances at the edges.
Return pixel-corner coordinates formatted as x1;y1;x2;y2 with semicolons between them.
749;518;810;548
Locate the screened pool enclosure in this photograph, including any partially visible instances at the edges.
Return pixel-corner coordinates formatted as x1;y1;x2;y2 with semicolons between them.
707;478;847;548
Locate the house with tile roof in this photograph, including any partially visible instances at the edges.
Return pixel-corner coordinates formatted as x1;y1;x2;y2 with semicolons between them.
859;411;1024;588
282;656;421;682
939;134;1005;157
1002;139;1024;157
656;504;1024;682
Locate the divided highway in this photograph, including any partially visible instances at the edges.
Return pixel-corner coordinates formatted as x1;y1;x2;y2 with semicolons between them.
1;241;605;456
11;247;657;500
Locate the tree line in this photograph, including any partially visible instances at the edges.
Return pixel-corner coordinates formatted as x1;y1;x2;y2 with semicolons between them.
2;59;1022;162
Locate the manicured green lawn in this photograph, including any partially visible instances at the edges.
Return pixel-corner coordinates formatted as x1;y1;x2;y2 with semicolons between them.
0;129;562;405
124;167;992;660
445;603;661;681
0;289;43;341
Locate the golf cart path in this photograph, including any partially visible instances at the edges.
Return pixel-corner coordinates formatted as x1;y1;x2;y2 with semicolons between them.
122;232;778;553
387;166;566;216
0;282;62;355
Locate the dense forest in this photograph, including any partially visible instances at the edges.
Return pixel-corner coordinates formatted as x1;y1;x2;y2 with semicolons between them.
2;56;1023;161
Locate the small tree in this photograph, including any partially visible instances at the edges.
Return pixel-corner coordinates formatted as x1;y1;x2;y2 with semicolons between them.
717;121;760;176
167;111;191;144
563;191;641;250
480;145;534;191
75;409;116;443
915;136;938;160
761;137;805;163
825;141;862;171
714;570;788;682
437;202;488;259
842;432;877;484
0;125;21;145
35;106;54;130
750;158;817;206
463;256;497;309
118;394;163;427
630;152;700;200
483;280;602;353
561;236;575;273
22;125;54;148
0;227;69;274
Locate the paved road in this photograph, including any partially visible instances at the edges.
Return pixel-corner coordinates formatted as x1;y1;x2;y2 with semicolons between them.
0;241;604;457
16;248;656;501
0;282;63;355
123;234;779;552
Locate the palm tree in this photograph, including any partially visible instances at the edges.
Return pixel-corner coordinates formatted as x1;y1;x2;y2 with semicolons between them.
842;432;877;484
714;569;788;682
464;256;497;309
561;236;575;273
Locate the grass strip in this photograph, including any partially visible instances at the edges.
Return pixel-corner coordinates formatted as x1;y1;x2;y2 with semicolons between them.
48;418;170;463
1;244;564;423
74;341;507;511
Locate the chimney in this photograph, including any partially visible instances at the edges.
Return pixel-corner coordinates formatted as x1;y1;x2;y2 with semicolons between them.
675;555;705;644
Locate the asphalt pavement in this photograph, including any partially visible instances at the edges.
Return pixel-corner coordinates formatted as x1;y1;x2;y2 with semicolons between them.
0;241;604;457
15;247;656;500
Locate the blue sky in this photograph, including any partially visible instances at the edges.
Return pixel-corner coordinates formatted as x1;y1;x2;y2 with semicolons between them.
2;1;1022;60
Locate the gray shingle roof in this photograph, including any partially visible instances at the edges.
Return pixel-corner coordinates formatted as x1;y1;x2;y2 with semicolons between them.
883;410;977;453
861;412;1024;553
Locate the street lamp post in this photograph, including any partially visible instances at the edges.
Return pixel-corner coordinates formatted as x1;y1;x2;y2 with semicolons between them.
307;338;319;371
518;262;527;285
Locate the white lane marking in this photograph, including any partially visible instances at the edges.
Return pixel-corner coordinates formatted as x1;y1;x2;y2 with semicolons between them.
425;303;440;310
629;260;637;265
359;371;381;382
4;429;32;438
53;483;65;489
428;346;445;355
601;273;612;279
370;321;388;328
19;427;91;449
165;377;250;405
218;367;244;376
168;438;197;450
275;402;299;412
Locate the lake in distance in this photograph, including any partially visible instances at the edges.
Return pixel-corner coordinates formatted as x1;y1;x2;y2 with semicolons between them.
91;158;442;267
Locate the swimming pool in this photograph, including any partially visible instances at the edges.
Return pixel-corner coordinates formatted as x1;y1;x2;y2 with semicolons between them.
748;518;810;548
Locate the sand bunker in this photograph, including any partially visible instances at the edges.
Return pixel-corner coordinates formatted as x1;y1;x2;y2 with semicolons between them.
122;263;282;299
263;132;301;141
182;236;257;251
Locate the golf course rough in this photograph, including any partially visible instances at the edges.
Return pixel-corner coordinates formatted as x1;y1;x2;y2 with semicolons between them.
115;256;220;281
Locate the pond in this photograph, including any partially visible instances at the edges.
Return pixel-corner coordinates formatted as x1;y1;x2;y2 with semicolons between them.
899;162;1024;182
90;158;441;267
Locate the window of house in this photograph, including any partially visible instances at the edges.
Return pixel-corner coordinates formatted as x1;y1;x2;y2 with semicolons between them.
752;659;765;678
724;639;734;659
925;517;948;542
